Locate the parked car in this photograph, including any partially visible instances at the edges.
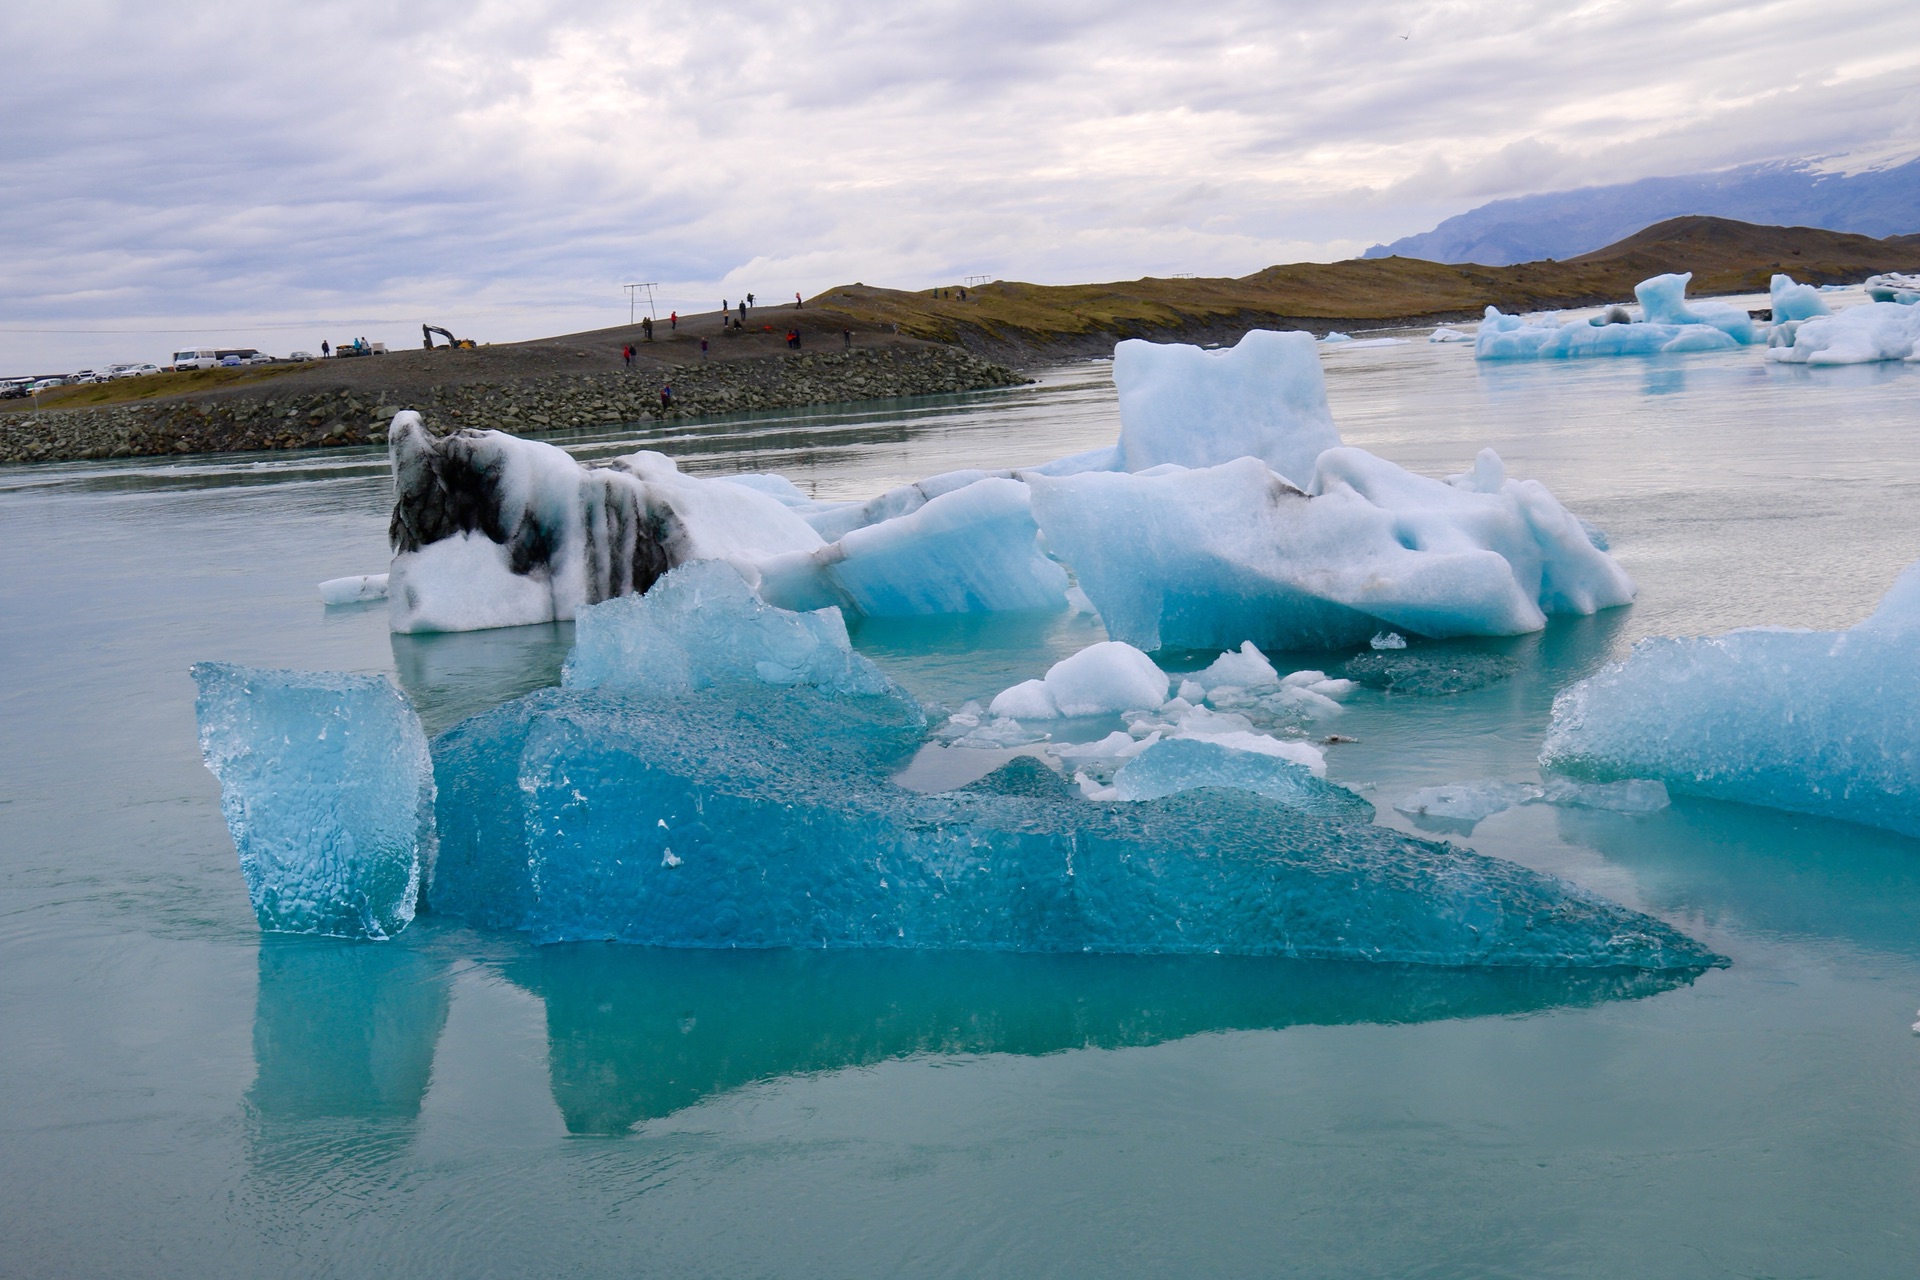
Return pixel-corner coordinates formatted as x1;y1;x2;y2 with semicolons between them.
0;378;33;399
28;377;66;394
239;352;275;366
172;348;221;371
288;350;315;362
111;363;161;379
218;355;242;367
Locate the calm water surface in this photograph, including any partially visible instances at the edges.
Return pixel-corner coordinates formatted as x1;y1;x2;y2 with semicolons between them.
3;333;1919;1277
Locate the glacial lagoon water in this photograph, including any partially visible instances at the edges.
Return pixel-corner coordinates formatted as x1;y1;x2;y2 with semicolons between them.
4;330;1920;1276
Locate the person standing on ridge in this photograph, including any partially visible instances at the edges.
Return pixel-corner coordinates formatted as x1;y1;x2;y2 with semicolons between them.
746;292;754;309
721;299;728;318
659;384;673;410
737;300;746;322
699;338;709;360
642;316;653;341
794;291;802;308
670;311;678;330
842;328;852;349
321;340;330;358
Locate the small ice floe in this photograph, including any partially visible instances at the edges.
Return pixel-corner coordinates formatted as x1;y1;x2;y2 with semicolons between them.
1394;777;1670;833
1371;631;1407;650
1428;326;1473;343
318;573;389;605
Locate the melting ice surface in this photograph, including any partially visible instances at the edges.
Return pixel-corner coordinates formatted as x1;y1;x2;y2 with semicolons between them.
190;663;433;939
1543;560;1920;836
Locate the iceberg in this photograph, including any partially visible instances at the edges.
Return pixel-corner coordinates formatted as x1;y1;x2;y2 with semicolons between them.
1428;327;1473;343
1768;273;1830;323
1864;272;1920;305
318;573;389;605
1108;736;1367;820
1111;329;1340;488
1029;447;1633;651
1542;562;1920;836
386;415;824;633
1766;301;1920;365
428;681;1721;968
757;476;1069;616
562;559;893;697
1476;273;1757;360
191;662;433;940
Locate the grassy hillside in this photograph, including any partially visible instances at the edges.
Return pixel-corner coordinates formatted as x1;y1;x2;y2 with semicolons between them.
808;216;1920;357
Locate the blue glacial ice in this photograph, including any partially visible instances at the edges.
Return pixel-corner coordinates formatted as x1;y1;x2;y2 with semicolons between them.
1112;328;1339;487
562;559;893;697
1029;445;1633;651
1864;272;1920;305
1476;272;1758;360
1107;736;1371;821
1395;778;1669;833
191;662;433;939
1542;562;1920;836
427;679;1720;969
1768;273;1830;323
1767;300;1920;365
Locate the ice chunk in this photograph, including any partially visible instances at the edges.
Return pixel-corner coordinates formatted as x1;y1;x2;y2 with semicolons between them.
1111;329;1341;488
191;662;433;940
1029;451;1632;652
1542;562;1920;836
1340;648;1518;696
1768;273;1830;323
429;683;1722;968
1191;641;1279;691
1476;275;1756;361
319;573;389;605
1394;777;1668;832
1766;301;1920;365
1110;736;1369;821
1395;781;1537;825
562;560;892;697
1320;331;1352;343
1371;631;1407;650
988;640;1169;719
385;416;823;634
1864;272;1920;305
1428;327;1473;343
760;477;1069;617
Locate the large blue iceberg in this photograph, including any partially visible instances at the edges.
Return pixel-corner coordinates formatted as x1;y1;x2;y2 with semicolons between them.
191;662;434;939
429;679;1719;969
1542;562;1920;837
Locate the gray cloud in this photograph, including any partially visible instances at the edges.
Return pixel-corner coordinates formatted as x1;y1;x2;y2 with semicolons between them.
3;0;1917;369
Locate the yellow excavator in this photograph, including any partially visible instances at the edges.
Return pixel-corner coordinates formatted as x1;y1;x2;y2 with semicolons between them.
422;324;477;350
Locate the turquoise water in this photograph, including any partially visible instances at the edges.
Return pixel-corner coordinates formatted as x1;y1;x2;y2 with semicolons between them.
4;338;1920;1276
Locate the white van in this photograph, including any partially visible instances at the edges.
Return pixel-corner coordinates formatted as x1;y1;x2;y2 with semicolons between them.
172;348;220;371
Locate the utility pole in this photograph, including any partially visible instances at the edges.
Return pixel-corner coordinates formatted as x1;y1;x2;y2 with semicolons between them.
623;283;659;325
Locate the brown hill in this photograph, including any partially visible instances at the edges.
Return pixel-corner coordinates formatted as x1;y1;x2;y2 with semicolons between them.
810;216;1920;361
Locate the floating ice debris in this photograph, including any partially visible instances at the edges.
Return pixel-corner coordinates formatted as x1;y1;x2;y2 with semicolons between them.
319;573;389;605
191;662;433;940
1766;301;1920;365
1864;273;1920;305
1111;328;1340;488
1428;327;1473;343
1395;778;1669;831
1320;332;1352;343
1371;631;1407;650
1477;273;1759;360
1032;444;1634;652
1768;273;1831;323
562;559;893;697
988;640;1169;719
1542;561;1920;836
428;682;1721;968
1340;648;1519;696
934;702;1051;749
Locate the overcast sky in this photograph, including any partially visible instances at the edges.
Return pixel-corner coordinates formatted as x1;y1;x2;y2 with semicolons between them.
4;0;1918;370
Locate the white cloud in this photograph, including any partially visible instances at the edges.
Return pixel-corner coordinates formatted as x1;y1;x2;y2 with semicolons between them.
1;0;1916;369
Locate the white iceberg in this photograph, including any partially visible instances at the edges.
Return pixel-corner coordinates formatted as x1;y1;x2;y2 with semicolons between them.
988;640;1169;719
1542;562;1920;837
1111;328;1339;488
1028;446;1633;652
318;573;389;605
1766;301;1920;365
1428;327;1473;343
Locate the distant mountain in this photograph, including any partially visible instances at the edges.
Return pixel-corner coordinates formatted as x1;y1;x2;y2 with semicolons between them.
1366;155;1920;266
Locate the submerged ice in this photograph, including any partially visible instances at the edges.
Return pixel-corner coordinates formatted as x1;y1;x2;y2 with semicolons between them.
191;663;433;939
1542;562;1920;837
428;679;1718;968
1477;273;1759;360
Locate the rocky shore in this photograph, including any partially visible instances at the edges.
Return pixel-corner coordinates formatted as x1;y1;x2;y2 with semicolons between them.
0;346;1028;466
